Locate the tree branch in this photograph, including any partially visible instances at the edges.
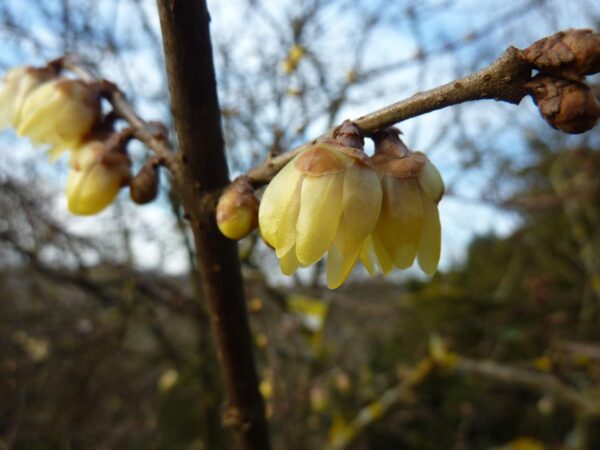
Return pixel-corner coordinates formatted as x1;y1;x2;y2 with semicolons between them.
155;1;270;450
247;46;531;185
328;356;600;450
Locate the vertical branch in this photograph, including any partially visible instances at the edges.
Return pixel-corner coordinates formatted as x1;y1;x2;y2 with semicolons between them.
155;1;271;450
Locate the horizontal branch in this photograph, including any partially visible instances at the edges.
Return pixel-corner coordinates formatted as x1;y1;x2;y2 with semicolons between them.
328;356;600;450
457;358;600;415
247;47;531;185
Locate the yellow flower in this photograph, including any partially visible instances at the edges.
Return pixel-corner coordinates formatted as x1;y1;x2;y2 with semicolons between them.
66;140;131;215
361;129;444;275
282;44;307;75
0;66;56;129
216;176;259;240
17;78;100;157
259;140;382;288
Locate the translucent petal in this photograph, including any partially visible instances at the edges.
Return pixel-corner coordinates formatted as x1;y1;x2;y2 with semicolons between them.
279;246;301;276
417;192;441;275
295;172;344;265
339;165;382;252
17;92;67;141
360;237;377;275
275;178;302;258
258;157;302;247
372;233;394;275
377;177;423;269
326;224;362;289
418;160;444;203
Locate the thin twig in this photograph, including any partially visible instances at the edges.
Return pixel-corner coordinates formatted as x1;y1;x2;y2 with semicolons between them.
57;55;176;169
247;47;531;185
328;356;600;450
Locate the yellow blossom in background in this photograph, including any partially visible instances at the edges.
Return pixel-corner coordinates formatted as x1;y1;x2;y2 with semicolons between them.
281;44;307;75
259;379;273;400
507;437;546;450
13;331;50;362
259;140;382;288
158;368;179;392
361;128;444;276
66;140;130;215
17;78;100;157
310;385;328;413
0;66;56;129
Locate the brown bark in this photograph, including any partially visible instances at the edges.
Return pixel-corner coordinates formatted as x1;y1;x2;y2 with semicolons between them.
155;1;271;450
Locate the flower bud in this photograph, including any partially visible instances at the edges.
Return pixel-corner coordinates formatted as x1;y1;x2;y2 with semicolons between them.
259;122;382;288
361;129;444;276
0;66;57;129
217;176;259;240
66;140;131;215
526;75;600;134
17;78;101;153
130;162;160;205
521;29;600;80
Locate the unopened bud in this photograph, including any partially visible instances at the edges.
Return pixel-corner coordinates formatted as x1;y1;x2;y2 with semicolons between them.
217;176;259;240
331;120;364;149
371;127;410;159
130;162;159;205
526;75;600;134
521;29;600;80
67;140;131;215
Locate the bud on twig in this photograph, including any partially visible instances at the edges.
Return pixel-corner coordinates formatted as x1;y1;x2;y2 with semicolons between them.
331;120;364;149
520;29;600;81
130;161;160;205
371;128;410;158
217;176;259;240
526;75;600;134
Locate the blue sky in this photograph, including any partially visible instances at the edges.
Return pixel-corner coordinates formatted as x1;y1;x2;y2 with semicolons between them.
0;0;599;281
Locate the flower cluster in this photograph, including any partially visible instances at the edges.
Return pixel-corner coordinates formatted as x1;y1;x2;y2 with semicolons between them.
257;122;444;288
0;64;159;215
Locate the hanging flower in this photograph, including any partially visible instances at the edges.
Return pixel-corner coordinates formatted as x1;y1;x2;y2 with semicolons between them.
17;78;100;157
259;122;382;288
361;128;444;276
0;66;57;129
66;140;131;215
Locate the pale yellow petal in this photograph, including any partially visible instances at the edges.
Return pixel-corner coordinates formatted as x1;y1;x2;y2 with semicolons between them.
326;223;362;289
377;177;423;269
417;192;441;275
295;172;344;265
275;178;302;257
371;233;394;275
258;157;302;247
279;246;301;276
418;160;444;203
360;237;377;275
339;165;382;251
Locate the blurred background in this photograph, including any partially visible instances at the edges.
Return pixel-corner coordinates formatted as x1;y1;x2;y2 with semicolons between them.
1;0;600;449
